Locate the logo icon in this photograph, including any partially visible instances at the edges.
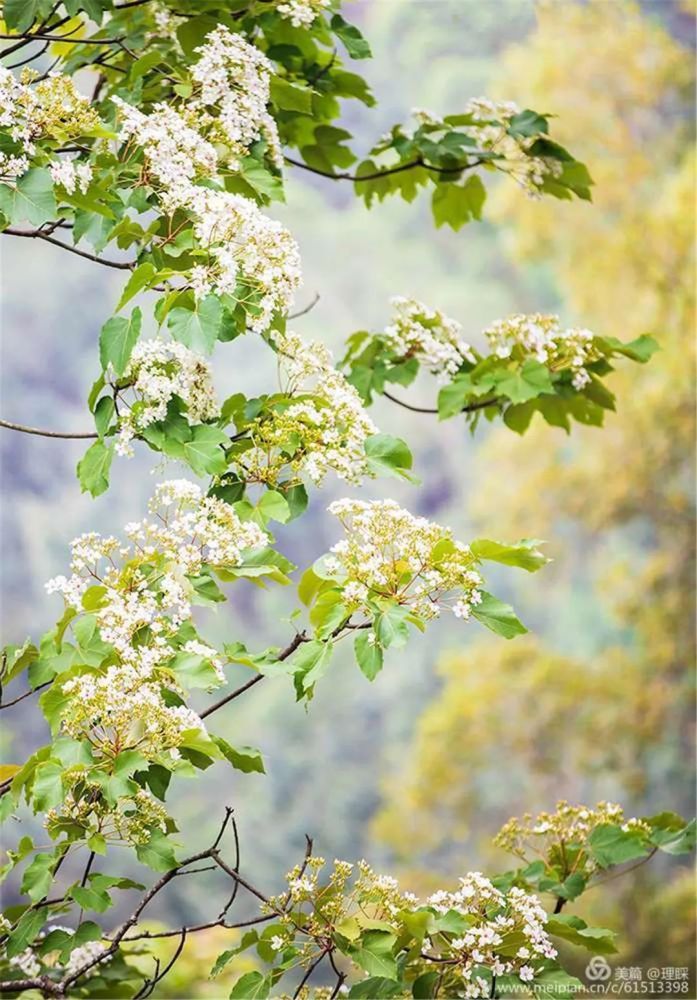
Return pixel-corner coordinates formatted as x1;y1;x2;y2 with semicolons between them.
586;956;612;982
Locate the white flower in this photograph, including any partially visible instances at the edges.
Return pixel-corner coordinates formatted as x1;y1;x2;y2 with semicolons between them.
483;313;597;386
49;158;92;194
382;296;475;380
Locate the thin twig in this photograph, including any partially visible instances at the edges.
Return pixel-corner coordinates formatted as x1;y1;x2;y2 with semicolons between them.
284;155;484;183
287;292;320;320
382;388;500;415
0;681;51;708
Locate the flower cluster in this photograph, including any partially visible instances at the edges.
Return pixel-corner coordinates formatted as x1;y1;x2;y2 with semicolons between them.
112;24;304;331
186;188;302;329
0;68;98;179
483;313;598;389
325;499;483;622
44;481;266;762
112;340;219;458
48;158;93;194
9;928;110;981
495;801;652;875
190;25;282;168
47;779;169;846
112;97;218;211
462;97;563;196
409;98;562;198
382;296;475;379
275;0;330;27
266;859;555;998
238;331;377;486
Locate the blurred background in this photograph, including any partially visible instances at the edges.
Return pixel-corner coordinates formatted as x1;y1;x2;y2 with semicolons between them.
1;0;695;994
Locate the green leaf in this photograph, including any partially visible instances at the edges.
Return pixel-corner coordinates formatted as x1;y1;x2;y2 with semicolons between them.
412;972;439;999
168;295;222;354
375;605;410;649
485;359;554;404
354;630;383;681
169;649;222;690
256;490;291;525
211;736;265;774
77;440;114;497
6;907;45;959
180;425;229;476
0;168;56;226
99;307;142;376
32;762;64;811
3;0;54;31
116;263;157;311
135;829;178;872
432;176;486;230
270;77;313;114
93;395;115;439
471;591;527;639
546;915;618;955
229;972;270;999
507;109;549;137
287;639;334;693
353;930;398;981
364;434;414;480
599;333;659;363
588;823;650;868
70;882;112;913
349;979;403;998
470;538;549;573
20;852;56;902
330;13;372;59
646;815;696;855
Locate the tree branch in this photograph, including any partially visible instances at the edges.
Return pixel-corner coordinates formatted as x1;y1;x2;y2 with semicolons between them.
200;631;307;721
284;154;484;183
381;388;501;415
3;228;135;270
0;418;97;440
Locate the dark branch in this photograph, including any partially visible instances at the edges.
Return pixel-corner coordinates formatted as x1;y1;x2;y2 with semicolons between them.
3;227;135;270
284;154;484;183
0;418;97;440
382;388;501;416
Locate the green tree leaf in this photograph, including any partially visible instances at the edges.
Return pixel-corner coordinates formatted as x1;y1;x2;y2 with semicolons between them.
0;168;56;226
470;538;549;573
212;736;266;774
330;13;372;59
587;824;650;868
353;930;398;981
135;829;178;872
99;307;142;376
167;295;222;354
229;972;270;999
432;176;486;230
354;630;383;681
364;434;414;480
20;852;56;902
471;591;527;639
77;440;114;497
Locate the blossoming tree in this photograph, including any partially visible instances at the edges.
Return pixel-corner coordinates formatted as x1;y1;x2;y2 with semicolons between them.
0;1;693;998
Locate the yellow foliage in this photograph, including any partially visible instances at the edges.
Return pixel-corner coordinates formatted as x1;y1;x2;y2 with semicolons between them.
374;0;695;966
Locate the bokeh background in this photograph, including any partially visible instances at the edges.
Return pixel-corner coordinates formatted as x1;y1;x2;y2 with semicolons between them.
1;0;695;994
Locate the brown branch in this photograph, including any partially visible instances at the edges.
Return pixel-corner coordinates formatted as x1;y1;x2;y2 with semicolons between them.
0;681;51;708
0;32;126;44
200;631;307;721
382;388;501;416
0;418;97;440
3;227;135;270
284;154;484;183
287;292;320;320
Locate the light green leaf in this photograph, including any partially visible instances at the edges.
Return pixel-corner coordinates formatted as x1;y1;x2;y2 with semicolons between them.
287;639;334;692
77;440;114;497
180;425;229;476
330;13;372;59
229;972;270;999
470;538;549;573
546;915;618;955
484;359;554;404
375;605;410;649
211;736;265;774
353;930;398;981
432;175;486;230
135;829;178;872
354;630;383;681
116;262;157;311
99;308;142;376
270;77;313;114
471;591;527;639
0;168;56;226
364;434;414;480
20;852;56;902
588;824;650;868
168;295;222;354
